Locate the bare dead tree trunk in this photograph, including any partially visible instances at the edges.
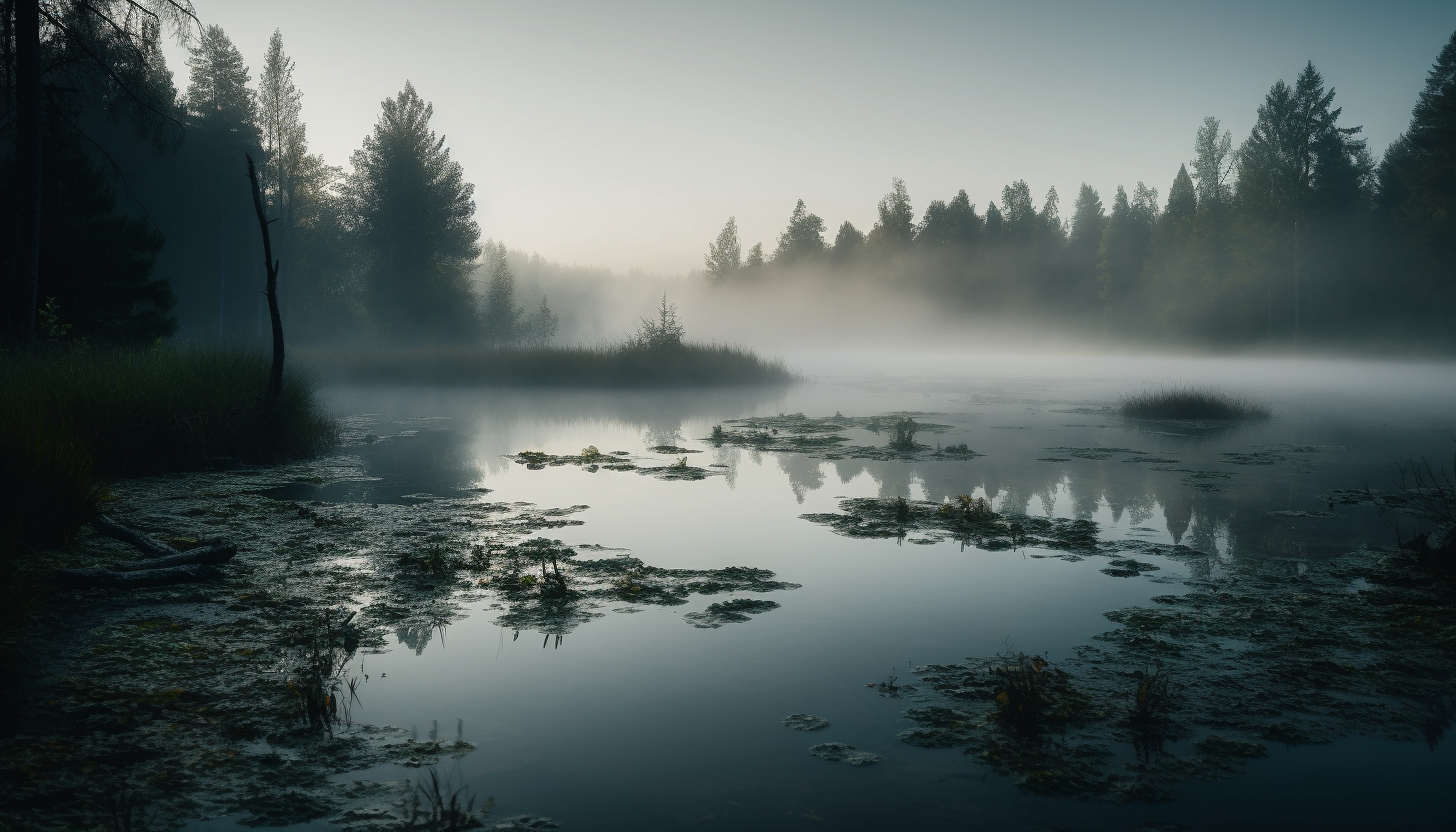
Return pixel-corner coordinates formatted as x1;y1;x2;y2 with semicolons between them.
12;0;40;345
246;153;285;408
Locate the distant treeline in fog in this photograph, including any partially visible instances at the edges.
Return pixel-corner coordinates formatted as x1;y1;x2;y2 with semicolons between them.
702;39;1456;349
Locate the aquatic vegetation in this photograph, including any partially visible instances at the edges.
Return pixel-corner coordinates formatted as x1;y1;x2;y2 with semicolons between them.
0;451;619;828
708;412;958;461
402;767;493;831
1101;558;1160;578
684;598;781;628
888;417;921;450
802;496;1099;551
892;540;1456;801
509;448;718;481
782;714;830;731
1120;385;1271;421
809;742;882;766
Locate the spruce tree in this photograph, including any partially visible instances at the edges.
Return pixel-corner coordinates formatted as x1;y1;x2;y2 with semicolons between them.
346;82;481;341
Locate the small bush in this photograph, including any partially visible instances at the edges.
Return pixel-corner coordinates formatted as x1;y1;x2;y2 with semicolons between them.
889;417;920;449
1119;385;1270;420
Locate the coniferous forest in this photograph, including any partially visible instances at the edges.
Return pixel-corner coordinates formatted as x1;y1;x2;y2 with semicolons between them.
702;48;1456;350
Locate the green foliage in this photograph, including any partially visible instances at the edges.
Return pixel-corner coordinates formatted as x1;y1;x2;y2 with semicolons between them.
0;346;336;550
917;190;982;248
705;216;742;283
772;199;827;265
631;293;686;350
831;220;865;262
865;177;915;253
185;25;259;138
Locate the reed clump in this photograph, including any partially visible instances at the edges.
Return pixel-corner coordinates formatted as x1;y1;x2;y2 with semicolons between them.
298;341;794;387
1119;385;1270;421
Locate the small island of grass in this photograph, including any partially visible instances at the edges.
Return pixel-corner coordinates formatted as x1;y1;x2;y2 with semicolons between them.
1119;385;1271;421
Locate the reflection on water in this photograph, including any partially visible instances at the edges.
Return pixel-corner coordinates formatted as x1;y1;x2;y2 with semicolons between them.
281;357;1456;831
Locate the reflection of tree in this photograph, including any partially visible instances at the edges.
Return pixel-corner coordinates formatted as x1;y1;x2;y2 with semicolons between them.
777;454;824;504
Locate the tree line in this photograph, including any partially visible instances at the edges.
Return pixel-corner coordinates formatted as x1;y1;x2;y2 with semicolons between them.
2;2;554;347
704;35;1456;348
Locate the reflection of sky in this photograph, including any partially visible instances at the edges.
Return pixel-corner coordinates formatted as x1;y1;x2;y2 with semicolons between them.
280;356;1456;830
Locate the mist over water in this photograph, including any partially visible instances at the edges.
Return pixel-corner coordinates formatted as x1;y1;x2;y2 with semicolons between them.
207;353;1453;831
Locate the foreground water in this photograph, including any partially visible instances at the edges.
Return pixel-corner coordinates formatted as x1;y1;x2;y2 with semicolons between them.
198;353;1456;831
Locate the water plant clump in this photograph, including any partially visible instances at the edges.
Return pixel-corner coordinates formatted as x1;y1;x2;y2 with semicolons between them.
1119;385;1271;421
802;495;1099;551
509;448;717;480
707;412;955;460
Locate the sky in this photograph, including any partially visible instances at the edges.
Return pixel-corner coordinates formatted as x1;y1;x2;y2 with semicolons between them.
162;0;1455;276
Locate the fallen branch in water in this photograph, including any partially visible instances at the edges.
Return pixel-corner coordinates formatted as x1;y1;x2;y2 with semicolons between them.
41;515;238;589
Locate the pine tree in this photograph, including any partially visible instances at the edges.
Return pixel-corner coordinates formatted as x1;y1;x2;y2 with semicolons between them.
704;216;742;283
346;81;481;340
1378;30;1456;256
258;30;305;232
186;25;258;140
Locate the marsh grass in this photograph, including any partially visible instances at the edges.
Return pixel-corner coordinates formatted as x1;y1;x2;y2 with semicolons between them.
298;342;793;387
1119;385;1270;421
0;345;336;550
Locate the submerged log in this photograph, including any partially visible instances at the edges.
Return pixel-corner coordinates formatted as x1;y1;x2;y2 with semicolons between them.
42;564;226;590
41;515;239;589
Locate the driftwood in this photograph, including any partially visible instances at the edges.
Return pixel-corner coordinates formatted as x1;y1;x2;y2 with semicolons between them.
42;515;238;589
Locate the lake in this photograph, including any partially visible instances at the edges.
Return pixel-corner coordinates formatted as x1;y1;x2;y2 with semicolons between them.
187;352;1456;831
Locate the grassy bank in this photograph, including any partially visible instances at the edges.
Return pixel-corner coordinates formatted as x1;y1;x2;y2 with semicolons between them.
298;342;795;387
1;345;336;550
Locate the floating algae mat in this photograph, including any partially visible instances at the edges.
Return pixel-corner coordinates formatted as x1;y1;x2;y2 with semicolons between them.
9;360;1456;831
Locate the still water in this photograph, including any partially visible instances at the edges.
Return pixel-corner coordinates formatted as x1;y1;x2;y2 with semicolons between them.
202;353;1456;831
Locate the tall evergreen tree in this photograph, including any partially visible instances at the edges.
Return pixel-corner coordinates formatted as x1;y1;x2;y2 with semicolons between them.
258;30;305;234
1097;183;1158;328
4;0;193;344
999;180;1037;243
345;81;481;340
1378;29;1456;319
704;216;742;283
1069;184;1106;254
186;25;258;140
1237;62;1369;338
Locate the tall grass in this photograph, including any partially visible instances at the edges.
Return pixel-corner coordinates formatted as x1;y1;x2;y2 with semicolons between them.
299;342;795;387
1;345;336;549
1119;385;1271;421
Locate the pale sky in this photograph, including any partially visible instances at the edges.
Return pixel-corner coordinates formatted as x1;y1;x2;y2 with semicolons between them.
163;0;1454;275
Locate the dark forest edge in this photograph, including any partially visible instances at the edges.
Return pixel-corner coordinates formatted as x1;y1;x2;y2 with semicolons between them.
0;344;336;554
